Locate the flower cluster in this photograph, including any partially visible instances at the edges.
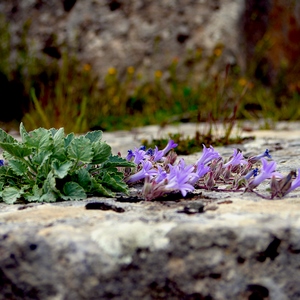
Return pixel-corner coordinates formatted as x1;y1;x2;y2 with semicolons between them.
124;142;300;200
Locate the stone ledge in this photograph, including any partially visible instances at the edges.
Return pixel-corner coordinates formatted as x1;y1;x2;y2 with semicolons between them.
1;123;300;299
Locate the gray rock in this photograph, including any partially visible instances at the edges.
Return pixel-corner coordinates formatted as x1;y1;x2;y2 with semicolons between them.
0;0;244;80
1;123;300;299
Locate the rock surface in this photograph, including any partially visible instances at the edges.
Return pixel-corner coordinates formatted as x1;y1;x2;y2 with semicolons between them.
0;0;243;79
1;0;300;86
1;122;300;299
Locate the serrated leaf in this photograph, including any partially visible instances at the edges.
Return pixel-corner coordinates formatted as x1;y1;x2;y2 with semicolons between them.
32;151;52;166
77;168;92;190
42;172;58;195
52;160;73;179
67;136;93;164
2;187;22;204
62;182;86;200
53;128;65;144
91;142;111;164
65;133;75;148
52;128;67;161
0;142;32;158
25;128;53;151
24;185;42;202
85;130;103;143
8;160;28;176
90;178;114;197
49;128;58;136
40;192;57;203
0;128;18;144
19;122;30;144
101;155;135;169
100;172;129;194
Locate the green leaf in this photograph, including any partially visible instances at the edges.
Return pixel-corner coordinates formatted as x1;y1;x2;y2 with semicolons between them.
100;172;129;194
62;182;86;200
40;192;57;203
24;185;42;202
19;122;30;144
77;168;92;190
2;187;22;204
91;142;111;164
53;128;65;143
0;128;18;144
52;160;73;179
101;155;135;169
85;130;103;143
90;178;114;197
42;172;59;195
8;160;28;176
0;142;32;158
32;151;52;166
67;136;93;164
64;133;75;148
25;128;53;151
52;128;67;161
49;128;58;136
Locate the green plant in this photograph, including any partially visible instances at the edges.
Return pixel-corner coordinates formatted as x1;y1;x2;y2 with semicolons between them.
0;124;134;204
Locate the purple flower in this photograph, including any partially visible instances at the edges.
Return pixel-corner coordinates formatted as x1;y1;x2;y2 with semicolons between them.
248;158;277;189
154;165;167;183
162;140;178;156
243;168;259;180
132;147;147;164
165;161;195;196
153;146;164;162
223;149;247;168
197;145;220;165
248;149;272;164
126;160;157;184
285;169;300;195
146;148;154;156
189;162;210;185
0;159;4;167
126;150;134;161
126;147;149;164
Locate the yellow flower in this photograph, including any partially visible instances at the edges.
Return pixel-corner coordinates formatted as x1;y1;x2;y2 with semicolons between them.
127;66;135;74
108;67;117;75
214;48;222;57
83;64;91;72
238;78;247;86
155;70;162;78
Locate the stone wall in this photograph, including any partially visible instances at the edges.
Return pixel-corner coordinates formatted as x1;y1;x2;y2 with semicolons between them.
1;0;300;83
0;0;244;79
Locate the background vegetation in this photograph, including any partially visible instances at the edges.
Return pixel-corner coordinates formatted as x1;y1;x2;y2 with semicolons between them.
0;15;299;135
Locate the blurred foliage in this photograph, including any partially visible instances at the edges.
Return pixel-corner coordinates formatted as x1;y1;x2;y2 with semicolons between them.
0;14;299;138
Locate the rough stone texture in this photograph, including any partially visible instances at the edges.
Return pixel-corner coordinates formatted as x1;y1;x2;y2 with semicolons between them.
1;122;300;299
0;0;244;79
1;0;300;85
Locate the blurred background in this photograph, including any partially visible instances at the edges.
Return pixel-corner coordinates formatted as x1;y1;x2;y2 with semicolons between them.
0;0;299;133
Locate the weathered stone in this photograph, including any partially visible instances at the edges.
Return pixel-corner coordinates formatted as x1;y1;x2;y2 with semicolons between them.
1;123;300;299
0;0;244;80
2;0;300;87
